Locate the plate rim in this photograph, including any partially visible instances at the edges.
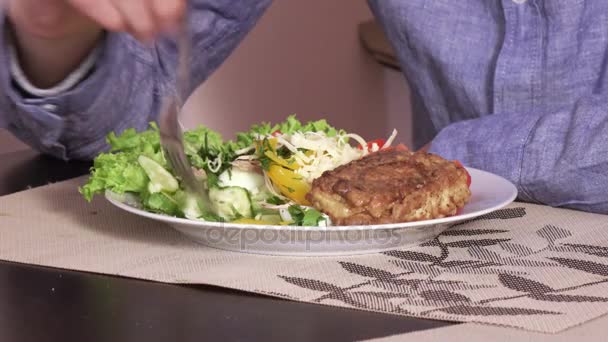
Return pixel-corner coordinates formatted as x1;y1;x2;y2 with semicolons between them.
104;167;518;232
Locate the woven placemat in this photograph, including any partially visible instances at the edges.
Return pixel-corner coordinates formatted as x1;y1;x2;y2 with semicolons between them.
1;177;607;333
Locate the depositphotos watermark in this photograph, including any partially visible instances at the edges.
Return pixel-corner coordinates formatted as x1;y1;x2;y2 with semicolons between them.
193;224;437;251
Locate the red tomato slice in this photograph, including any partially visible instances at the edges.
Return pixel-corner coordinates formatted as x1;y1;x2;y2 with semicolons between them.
358;139;386;151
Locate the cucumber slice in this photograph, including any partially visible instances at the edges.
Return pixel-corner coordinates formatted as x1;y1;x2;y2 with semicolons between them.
250;190;274;214
209;186;253;220
138;155;179;193
260;215;283;225
218;168;265;194
174;190;203;220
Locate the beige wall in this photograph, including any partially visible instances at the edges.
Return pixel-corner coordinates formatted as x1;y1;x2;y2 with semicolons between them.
183;0;412;145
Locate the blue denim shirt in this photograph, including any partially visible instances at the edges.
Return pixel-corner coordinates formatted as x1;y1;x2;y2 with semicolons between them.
1;0;607;214
369;0;608;214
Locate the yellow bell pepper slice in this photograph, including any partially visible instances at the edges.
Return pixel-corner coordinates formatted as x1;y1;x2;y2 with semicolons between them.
256;137;278;154
232;218;295;226
264;150;299;170
267;164;311;205
231;218;277;225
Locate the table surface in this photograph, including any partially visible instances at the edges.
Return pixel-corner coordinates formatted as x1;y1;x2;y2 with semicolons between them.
0;150;453;342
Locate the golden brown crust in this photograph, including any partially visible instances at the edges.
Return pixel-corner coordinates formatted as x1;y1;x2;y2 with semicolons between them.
306;150;471;225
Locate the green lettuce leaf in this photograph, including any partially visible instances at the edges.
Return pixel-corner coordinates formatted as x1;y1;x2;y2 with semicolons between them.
141;191;179;216
80;123;164;202
287;205;326;226
80;152;148;202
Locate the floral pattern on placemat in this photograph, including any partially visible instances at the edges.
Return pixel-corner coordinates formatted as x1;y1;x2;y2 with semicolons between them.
265;207;608;332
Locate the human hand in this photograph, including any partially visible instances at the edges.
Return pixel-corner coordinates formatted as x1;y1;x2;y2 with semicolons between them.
8;0;186;42
6;0;187;87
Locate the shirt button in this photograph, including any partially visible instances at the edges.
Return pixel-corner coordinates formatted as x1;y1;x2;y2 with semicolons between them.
42;104;58;112
513;0;527;4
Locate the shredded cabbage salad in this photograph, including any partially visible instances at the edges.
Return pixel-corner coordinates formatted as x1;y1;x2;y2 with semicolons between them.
81;116;399;226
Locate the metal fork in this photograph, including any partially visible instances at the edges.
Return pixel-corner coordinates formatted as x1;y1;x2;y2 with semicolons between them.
158;12;212;212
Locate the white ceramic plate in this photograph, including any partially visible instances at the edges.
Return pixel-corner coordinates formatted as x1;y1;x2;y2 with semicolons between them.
105;167;517;256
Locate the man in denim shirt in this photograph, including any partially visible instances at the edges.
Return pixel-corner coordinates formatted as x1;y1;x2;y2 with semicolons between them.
2;0;607;214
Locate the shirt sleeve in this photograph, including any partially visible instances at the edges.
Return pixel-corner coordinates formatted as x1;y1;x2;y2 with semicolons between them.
428;96;608;214
0;0;272;161
8;34;100;98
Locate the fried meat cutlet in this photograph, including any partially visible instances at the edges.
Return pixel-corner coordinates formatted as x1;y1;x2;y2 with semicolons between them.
306;150;471;225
